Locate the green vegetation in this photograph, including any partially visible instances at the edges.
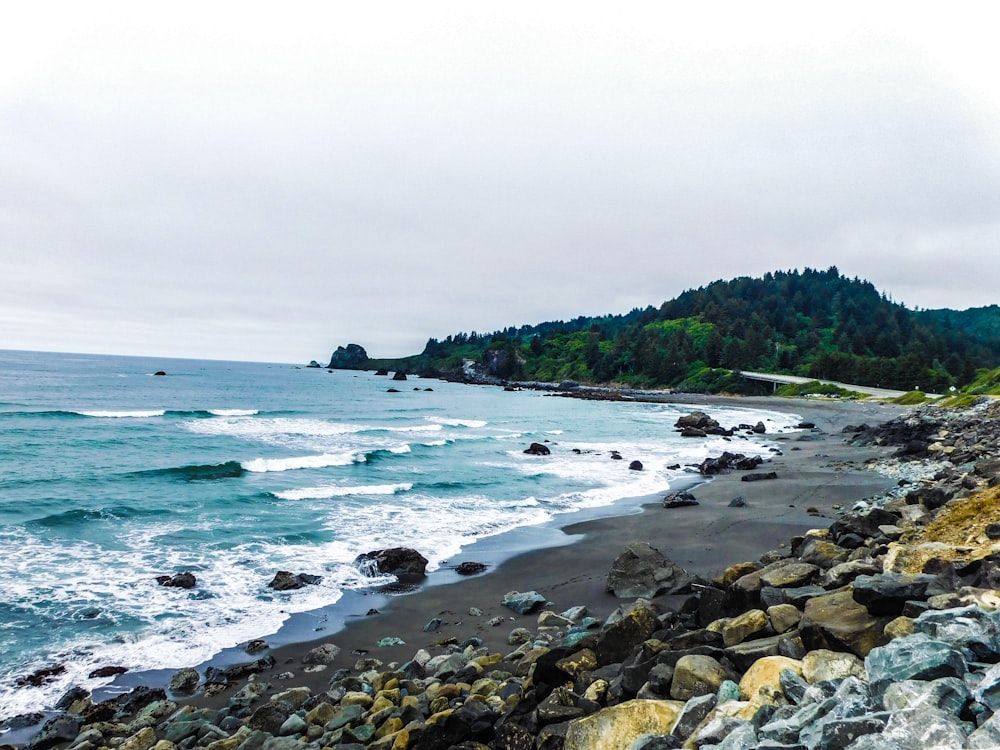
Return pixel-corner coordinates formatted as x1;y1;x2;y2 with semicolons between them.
348;268;1000;394
939;394;983;409
892;390;932;405
961;367;1000;396
774;381;865;399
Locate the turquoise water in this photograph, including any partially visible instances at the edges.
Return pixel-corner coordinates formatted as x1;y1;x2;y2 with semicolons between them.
0;349;800;717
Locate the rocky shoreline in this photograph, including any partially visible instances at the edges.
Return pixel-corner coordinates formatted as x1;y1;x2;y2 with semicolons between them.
9;396;1000;749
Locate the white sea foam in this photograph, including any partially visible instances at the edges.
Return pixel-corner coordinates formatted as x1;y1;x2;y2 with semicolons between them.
77;410;165;418
383;424;443;433
275;483;413;501
208;408;259;417
0;526;346;719
425;417;488;428
184;417;367;440
320;493;553;575
242;452;360;472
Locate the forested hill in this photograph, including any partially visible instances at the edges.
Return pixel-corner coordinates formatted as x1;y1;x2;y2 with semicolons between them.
350;267;1000;394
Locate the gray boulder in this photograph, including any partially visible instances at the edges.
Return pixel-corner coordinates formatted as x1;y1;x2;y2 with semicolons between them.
354;548;428;582
606;542;694;599
865;633;967;695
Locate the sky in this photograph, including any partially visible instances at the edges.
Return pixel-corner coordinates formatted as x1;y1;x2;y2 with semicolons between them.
3;2;1000;364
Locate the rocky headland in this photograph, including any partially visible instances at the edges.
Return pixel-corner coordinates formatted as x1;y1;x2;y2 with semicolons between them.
9;397;1000;750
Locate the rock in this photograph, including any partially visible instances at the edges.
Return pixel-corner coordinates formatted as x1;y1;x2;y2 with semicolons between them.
245;638;269;653
767;604;802;634
698;452;761;475
725;631;805;671
865;633;967;695
508;627;533;646
502;590;547;614
16;664;66;687
911;605;1000;660
801;648;867;684
119;727;157;750
674;411;720;431
595;600;660;665
327;344;368;369
629;460;643;471
267;570;322;590
563;699;685;750
153;371;167;376
606;542;694;599
455;561;488;575
728;496;747;508
795;536;851;568
354;548;428;582
26;713;81;750
670;654;730;700
879;707;971;749
759;562;819;589
247;701;295;734
88;665;128;678
741;471;778;482
391;371;407;381
753;421;767;434
524;442;551;455
884;676;970;713
662;491;699;508
156;572;197;589
669;693;717;741
823;559;882;588
799;588;889;657
722;609;769;647
739;655;803;706
302;643;341;665
851;573;939;616
680;426;708;438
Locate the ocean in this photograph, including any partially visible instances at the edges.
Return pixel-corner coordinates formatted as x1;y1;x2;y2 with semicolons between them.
0;349;801;718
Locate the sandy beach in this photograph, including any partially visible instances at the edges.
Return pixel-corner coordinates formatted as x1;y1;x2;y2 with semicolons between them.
169;394;910;710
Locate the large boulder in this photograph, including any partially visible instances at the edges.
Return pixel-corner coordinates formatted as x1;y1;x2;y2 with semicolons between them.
852;573;940;616
595;600;661;665
268;571;322;591
354;548;428;582
327;344;368;369
799;588;890;657
606;542;694;599
670;655;731;700
675;411;719;431
865;633;967;695
563;699;685;750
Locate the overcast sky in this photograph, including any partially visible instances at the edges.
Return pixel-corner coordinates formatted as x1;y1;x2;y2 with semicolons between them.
3;3;999;363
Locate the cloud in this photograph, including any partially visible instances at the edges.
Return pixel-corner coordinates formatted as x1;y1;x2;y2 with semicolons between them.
2;3;999;361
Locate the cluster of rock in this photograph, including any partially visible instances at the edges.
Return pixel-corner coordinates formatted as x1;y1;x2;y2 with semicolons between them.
674;412;768;439
852;397;1000;467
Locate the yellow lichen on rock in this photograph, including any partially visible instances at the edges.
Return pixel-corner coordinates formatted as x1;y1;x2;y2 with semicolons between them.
563;699;685;750
886;485;1000;573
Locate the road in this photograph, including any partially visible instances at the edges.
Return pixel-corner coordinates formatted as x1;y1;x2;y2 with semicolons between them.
737;371;942;400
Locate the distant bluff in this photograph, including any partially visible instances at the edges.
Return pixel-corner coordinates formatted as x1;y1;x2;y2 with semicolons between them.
327;343;368;369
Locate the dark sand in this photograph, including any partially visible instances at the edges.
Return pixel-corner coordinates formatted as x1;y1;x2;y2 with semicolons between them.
165;395;910;707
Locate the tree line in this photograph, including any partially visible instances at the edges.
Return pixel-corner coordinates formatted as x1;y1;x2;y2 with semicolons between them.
379;268;1000;393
